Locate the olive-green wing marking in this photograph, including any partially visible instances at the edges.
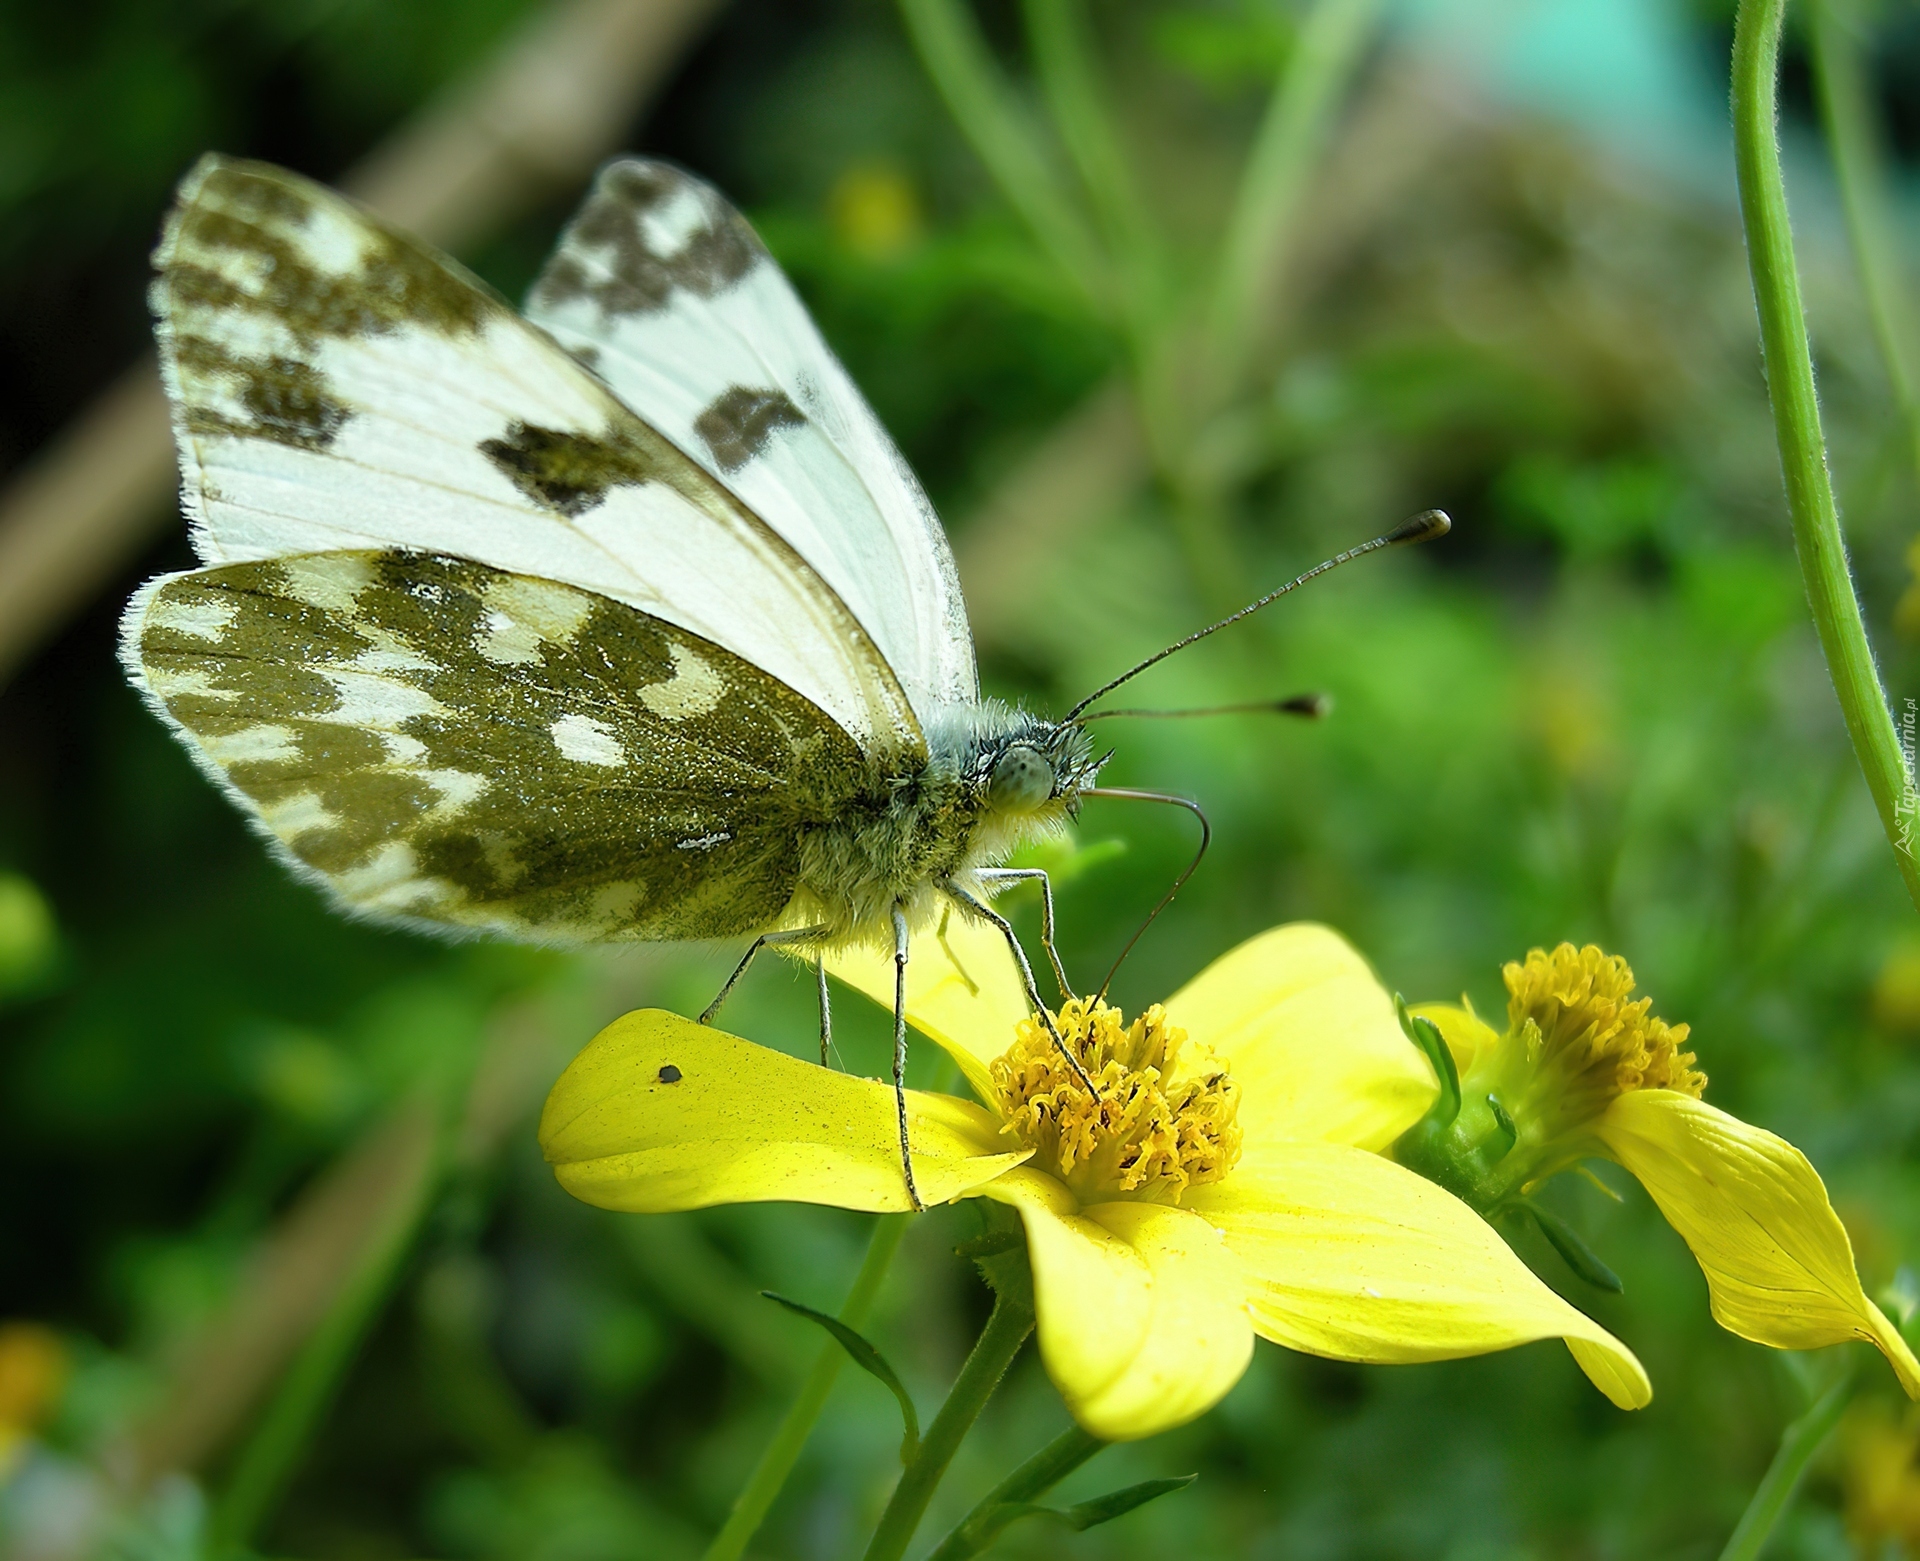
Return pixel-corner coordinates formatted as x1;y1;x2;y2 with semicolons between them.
124;549;870;942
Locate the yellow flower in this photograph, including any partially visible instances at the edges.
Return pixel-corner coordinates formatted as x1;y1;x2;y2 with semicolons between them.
1397;943;1920;1396
1843;1402;1920;1551
0;1322;66;1478
1897;531;1920;638
827;161;922;260
540;922;1649;1441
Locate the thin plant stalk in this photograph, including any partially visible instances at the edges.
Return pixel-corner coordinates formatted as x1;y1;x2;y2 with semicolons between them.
1717;1374;1853;1561
1808;0;1920;479
1731;0;1920;913
1022;0;1159;305
860;1278;1037;1561
1208;0;1385;385
1171;0;1382;604
897;0;1112;312
700;1213;912;1561
924;1423;1105;1561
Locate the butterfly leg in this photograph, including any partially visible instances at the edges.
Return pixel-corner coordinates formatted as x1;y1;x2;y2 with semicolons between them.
891;905;925;1212
815;953;833;1068
940;882;1099;1097
973;867;1073;999
698;926;830;1026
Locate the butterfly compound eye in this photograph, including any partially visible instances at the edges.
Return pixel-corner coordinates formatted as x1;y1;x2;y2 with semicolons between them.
987;744;1055;812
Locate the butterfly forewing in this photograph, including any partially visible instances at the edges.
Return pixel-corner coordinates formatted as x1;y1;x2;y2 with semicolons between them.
128;550;869;941
524;159;979;722
152;154;921;757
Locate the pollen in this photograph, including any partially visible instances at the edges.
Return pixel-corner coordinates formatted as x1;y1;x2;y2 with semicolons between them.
990;998;1242;1204
1503;943;1705;1103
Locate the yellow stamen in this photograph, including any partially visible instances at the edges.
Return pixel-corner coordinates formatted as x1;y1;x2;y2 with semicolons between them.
990;998;1242;1204
1504;944;1705;1111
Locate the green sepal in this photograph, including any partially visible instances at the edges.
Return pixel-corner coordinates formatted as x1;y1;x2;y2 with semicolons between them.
1574;1163;1625;1203
1395;994;1459;1126
1485;1094;1518;1160
952;1230;1024;1261
1520;1202;1623;1294
762;1292;920;1462
971;1476;1197;1546
962;1204;1036;1313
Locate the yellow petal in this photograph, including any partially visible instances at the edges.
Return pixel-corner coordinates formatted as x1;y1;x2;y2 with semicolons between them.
1411;1002;1499;1076
1163;923;1437;1151
1185;1142;1651;1408
1597;1091;1920;1396
819;907;1028;1102
540;1010;1028;1214
980;1168;1254;1440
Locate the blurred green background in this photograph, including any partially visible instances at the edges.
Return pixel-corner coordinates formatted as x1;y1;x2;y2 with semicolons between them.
4;0;1920;1556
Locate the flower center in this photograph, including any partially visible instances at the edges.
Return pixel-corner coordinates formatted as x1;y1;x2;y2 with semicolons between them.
1392;942;1705;1214
990;998;1242;1204
1503;944;1705;1128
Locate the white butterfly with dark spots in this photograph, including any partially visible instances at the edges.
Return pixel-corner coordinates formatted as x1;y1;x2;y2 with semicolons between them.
122;155;1114;1203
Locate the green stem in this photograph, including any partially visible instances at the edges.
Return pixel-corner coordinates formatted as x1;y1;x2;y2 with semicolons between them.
861;1279;1037;1561
1717;1373;1853;1561
1808;0;1920;478
923;1424;1105;1561
701;1213;912;1561
1022;0;1158;298
209;1095;451;1552
898;0;1113;312
1208;0;1384;385
1731;0;1920;914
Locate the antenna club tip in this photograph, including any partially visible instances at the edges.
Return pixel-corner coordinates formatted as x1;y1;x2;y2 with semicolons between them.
1388;508;1452;547
1278;692;1333;719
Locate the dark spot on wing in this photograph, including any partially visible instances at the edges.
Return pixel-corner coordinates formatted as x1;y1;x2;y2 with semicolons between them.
159;158;502;456
694;386;806;474
657;1063;682;1084
479;421;669;517
166;160;494;345
176;339;352;450
530;161;762;318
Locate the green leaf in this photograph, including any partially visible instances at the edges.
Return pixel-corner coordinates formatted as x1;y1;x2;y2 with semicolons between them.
1054;1475;1198;1530
762;1292;920;1462
984;1475;1198;1542
1521;1202;1624;1294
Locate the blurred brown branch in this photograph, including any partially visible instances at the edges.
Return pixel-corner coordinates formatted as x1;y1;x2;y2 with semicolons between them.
0;0;722;688
117;1094;442;1487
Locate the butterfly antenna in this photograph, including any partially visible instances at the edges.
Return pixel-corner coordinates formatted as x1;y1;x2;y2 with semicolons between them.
1082;788;1211;1004
1082;693;1332;722
1063;509;1450;722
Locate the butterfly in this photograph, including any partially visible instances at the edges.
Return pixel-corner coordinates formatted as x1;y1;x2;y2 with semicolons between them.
120;155;1446;1207
119;155;1126;1207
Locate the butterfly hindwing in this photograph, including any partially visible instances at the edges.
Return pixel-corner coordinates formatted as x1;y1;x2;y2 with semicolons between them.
126;550;871;942
153;153;921;757
524;159;979;722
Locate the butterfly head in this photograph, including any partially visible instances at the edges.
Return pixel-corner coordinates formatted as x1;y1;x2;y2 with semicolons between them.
970;713;1103;826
